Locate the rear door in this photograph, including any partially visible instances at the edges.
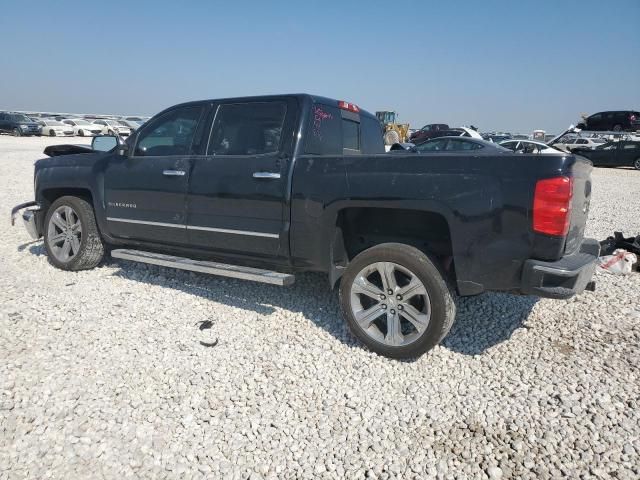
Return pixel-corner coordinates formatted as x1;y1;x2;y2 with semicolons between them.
103;104;205;245
587;113;603;130
618;141;640;166
186;98;297;257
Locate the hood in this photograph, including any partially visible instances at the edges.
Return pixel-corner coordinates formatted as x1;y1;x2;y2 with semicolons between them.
35;151;106;171
42;144;96;157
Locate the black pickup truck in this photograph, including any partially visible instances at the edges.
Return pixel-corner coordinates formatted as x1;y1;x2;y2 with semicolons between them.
12;94;599;358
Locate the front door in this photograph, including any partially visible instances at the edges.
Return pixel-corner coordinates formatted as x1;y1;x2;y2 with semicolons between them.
186;99;295;257
103;105;205;245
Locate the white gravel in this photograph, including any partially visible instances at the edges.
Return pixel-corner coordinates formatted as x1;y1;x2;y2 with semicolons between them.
1;135;639;479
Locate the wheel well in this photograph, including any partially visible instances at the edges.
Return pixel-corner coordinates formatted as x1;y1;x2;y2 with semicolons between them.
334;207;455;279
40;188;94;213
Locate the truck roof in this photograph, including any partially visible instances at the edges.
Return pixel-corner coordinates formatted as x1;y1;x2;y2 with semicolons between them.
169;94;378;121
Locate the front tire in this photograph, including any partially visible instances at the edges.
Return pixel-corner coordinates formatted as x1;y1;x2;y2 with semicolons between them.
634;158;640;170
339;243;456;359
78;129;84;137
13;128;21;137
44;196;105;271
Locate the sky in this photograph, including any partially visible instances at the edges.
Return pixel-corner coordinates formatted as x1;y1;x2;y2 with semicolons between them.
1;0;639;134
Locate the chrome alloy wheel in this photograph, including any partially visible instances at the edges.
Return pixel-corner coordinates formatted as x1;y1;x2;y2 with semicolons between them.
47;205;82;262
349;261;431;347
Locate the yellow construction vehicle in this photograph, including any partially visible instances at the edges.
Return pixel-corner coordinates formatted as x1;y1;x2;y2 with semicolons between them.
376;111;410;145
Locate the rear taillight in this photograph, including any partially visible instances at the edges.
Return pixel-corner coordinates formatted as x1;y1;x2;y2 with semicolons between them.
338;100;360;113
630;114;636;121
533;176;573;237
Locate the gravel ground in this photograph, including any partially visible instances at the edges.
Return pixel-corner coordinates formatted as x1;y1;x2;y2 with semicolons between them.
1;136;639;479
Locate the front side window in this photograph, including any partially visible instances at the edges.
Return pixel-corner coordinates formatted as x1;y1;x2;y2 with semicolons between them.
416;139;448;152
135;106;202;156
208;102;286;156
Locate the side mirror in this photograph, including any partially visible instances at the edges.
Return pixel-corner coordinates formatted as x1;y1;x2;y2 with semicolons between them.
92;135;118;152
91;135;129;156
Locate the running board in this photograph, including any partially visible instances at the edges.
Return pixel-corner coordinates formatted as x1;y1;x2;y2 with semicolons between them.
111;249;295;286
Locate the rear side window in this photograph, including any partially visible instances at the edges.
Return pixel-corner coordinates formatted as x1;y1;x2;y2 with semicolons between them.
445;139;483;151
361;116;384;154
416;139;448;152
305;104;341;155
208;102;286;155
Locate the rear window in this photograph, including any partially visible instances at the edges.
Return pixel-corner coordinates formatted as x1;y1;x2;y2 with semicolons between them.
342;119;359;151
361;116;384;154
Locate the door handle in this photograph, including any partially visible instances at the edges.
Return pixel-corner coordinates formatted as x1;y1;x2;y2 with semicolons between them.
252;172;281;179
163;170;186;176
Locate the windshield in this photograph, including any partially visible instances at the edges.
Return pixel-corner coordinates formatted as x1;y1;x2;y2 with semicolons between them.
73;119;91;125
15;115;32;123
45;120;64;126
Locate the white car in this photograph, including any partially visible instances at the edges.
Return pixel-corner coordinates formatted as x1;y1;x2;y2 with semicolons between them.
61;118;103;137
557;137;607;151
118;119;144;132
500;139;561;155
39;119;74;137
458;127;483;139
91;119;131;136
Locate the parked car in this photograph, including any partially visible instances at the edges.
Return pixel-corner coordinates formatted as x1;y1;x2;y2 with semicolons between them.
91;119;131;136
414;127;482;145
12;94;598;359
38;119;74;137
411;137;511;154
485;134;513;143
0;112;42;136
558;137;607;151
61;118;103;137
408;123;450;143
577;111;640;132
572;140;640;170
117;119;143;132
124;116;150;123
500;140;562;155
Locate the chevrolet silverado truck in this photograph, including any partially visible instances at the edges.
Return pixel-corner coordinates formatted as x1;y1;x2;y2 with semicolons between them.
11;94;599;358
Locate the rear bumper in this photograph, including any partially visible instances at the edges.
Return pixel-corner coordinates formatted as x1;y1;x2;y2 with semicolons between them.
520;238;599;299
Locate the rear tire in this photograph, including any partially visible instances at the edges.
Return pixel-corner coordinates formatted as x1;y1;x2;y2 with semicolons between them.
339;243;456;359
44;196;105;271
613;124;622;132
634;158;640;170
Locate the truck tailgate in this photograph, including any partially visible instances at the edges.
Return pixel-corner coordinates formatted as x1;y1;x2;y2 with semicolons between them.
565;156;593;254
